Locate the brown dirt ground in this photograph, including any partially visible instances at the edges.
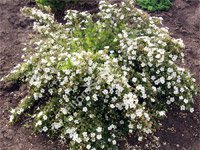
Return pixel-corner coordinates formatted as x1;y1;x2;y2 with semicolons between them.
0;0;199;149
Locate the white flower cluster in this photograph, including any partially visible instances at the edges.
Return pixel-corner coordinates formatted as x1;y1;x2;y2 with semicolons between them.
4;0;197;149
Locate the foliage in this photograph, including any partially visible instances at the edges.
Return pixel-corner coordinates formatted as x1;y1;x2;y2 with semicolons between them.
136;0;172;12
3;0;197;149
35;0;78;11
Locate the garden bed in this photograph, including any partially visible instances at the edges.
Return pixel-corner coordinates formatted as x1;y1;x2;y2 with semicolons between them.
0;0;199;149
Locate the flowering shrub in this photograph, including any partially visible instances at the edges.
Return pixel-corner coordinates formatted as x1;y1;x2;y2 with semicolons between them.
3;0;197;149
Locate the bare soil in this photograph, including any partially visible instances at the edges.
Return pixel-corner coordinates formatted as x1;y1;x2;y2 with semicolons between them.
0;0;199;149
153;0;200;149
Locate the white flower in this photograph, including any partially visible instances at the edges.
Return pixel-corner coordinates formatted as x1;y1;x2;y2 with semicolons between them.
179;96;183;100
86;96;90;101
120;120;124;124
96;134;102;140
130;114;136;120
183;99;189;104
120;14;124;20
166;100;171;105
142;78;147;82
123;93;138;110
10;108;16;114
155;54;161;59
96;127;102;133
159;111;166;116
167;68;173;73
53;122;62;129
86;145;91;149
172;55;178;61
42;126;48;132
33;93;39;100
9;115;14;122
137;124;142;129
136;109;143;117
138;136;143;141
177;39;185;48
151;98;155;102
190;108;194;113
132;77;137;83
112;140;117;145
83;107;88;112
102;89;108;95
170;97;175;102
180;105;185;110
61;108;67;115
144;113;150;121
151;76;156;80
68;116;73;121
160;77;165;84
43;115;48;120
35;120;42;126
180;87;185;93
91;133;96;138
82;132;87;137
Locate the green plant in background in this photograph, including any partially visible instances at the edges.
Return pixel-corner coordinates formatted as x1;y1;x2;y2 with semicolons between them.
136;0;172;12
36;0;79;11
2;0;197;149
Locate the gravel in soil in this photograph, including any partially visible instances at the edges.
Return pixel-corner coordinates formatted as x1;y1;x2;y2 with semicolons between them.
0;0;199;149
